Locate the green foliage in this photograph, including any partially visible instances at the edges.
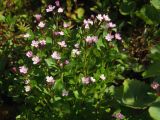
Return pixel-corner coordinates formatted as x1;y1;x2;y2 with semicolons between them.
151;0;160;10
113;79;156;109
119;1;136;15
1;0;160;119
143;45;160;78
149;98;160;120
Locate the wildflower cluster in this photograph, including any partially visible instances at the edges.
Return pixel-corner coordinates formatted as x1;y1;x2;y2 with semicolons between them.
14;2;125;119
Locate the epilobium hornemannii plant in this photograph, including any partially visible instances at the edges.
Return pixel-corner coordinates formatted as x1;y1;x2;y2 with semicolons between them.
13;2;127;119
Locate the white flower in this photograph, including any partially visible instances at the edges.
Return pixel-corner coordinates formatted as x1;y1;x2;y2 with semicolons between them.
58;7;64;13
103;14;110;21
62;89;69;96
46;76;55;83
25;79;30;84
74;43;79;48
59;31;64;35
96;14;103;21
90;77;96;83
24;85;31;92
100;74;106;80
38;21;45;28
72;49;81;56
51;51;61;60
24;33;30;38
32;56;40;64
85;24;89;29
57;41;67;48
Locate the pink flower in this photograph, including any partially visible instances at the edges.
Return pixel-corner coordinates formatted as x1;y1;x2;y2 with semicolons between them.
34;14;42;21
38;21;45;28
83;19;92;25
40;40;46;46
85;36;98;44
58;7;63;13
59;63;63;67
92;36;98;42
115;33;122;40
64;60;69;65
10;67;17;73
108;22;116;28
58;41;67;48
54;31;64;36
54;32;60;36
31;40;39;48
63;22;71;28
46;5;55;12
103;14;110;21
23;33;30;38
112;112;124;120
100;74;106;80
82;77;90;84
24;85;31;92
55;0;60;7
51;51;61;60
85;36;92;43
105;34;114;41
32;56;40;64
83;19;93;29
88;19;93;25
26;51;33;58
62;89;69;96
19;66;28;74
151;81;160;90
96;14;103;21
46;76;55;84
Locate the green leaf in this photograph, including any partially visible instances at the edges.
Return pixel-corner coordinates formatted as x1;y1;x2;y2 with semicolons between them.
73;90;79;99
46;37;52;44
143;62;160;78
151;0;160;10
143;45;160;78
53;79;64;92
0;13;5;22
54;96;61;101
136;5;160;24
113;79;156;109
45;58;56;68
119;1;136;15
96;38;105;50
149;100;160;120
75;8;85;19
